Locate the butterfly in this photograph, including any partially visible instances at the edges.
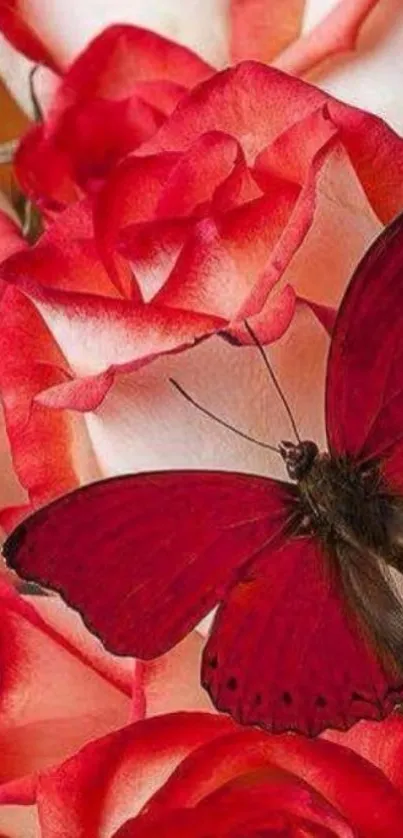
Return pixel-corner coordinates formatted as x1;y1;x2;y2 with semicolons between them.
4;212;403;737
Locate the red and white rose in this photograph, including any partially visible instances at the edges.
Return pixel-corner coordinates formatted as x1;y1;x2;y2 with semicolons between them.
0;36;403;527
0;5;402;837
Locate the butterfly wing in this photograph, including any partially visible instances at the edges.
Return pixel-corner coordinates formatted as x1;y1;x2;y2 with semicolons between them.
202;535;403;736
326;211;403;475
3;470;295;658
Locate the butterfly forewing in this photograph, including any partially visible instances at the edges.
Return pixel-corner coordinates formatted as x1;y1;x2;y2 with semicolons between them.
4;470;294;658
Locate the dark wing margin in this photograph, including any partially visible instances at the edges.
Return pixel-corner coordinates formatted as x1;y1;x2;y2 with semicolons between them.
326;211;403;479
3;470;294;658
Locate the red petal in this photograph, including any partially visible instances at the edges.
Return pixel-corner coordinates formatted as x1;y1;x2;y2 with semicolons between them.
143;727;403;836
0;210;25;263
0;275;224;404
154;188;299;321
324;712;403;797
15;124;80;211
36;714;234;838
56;96;165;193
155;132;252;219
0;0;59;70
329;98;403;223
142;62;326;160
35;371;115;412
121;768;353;837
142;62;403;226
0;582;131;789
14;24;212;209
95;152;180;285
7;200;137;300
0;286;80;506
254;108;382;313
56;24;212;105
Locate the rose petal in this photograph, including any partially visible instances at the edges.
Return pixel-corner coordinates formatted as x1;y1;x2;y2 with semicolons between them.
305;0;403;134
3;202;136;299
0;0;58;69
0;803;39;838
153;189;299;321
36;713;234;838
83;304;327;481
53;23;212;95
57;96;165;193
9;24;213;208
0;210;25;264
2;280;224;378
155;132;249;220
95;152;180;285
142;633;215;718
123;766;354;837
324;711;403;796
230;0;305;64
142;62;326;161
35;371;115;412
0;582;131;789
142;726;403;836
261;137;382;309
97;134;259;292
0;2;226;69
275;0;380;78
15;123;80;211
328;98;403;222
0;286;99;506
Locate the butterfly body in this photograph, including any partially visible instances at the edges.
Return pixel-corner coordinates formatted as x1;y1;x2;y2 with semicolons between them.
297;449;393;547
4;212;403;735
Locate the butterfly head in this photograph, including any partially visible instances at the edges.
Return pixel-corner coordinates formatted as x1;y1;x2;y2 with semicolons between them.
279;440;319;481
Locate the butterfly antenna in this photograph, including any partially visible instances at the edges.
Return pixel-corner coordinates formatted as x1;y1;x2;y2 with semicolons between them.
243;319;301;443
170;378;281;454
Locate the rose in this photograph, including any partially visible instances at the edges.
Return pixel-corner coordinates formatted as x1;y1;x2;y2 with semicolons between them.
1;1;403;134
2;2;403;210
1;573;403;838
0;578;212;837
4;703;403;837
1;55;403;524
11;27;213;213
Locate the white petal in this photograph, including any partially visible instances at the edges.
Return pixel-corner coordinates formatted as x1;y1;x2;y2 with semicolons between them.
13;0;229;68
304;0;403;134
84;307;329;482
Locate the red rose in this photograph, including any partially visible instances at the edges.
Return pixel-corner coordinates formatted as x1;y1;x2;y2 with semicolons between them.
13;26;212;212
6;709;403;838
1;55;403;524
0;579;212;837
1;2;401;136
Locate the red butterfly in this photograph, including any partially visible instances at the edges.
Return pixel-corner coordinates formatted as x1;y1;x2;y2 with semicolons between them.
4;213;403;736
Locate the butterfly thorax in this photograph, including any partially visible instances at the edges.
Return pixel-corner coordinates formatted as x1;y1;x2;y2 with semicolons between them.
281;441;396;556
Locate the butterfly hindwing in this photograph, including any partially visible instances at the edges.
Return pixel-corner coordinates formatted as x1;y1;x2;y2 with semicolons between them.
4;470;294;658
202;535;403;736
